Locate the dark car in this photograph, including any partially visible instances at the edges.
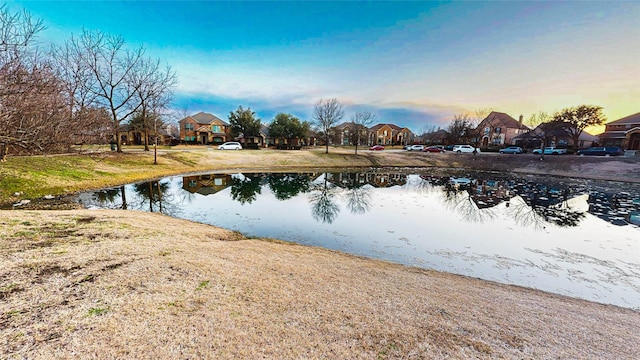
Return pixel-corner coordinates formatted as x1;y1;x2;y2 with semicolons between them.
576;147;623;156
369;145;384;151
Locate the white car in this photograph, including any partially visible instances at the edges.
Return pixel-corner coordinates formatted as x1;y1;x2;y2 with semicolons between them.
408;145;424;151
452;145;480;153
532;147;567;155
217;142;242;150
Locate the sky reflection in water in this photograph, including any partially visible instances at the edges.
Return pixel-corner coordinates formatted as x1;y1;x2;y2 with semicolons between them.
77;170;640;310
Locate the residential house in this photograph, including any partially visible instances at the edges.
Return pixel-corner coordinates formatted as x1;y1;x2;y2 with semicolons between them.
513;122;598;149
368;124;413;146
396;127;415;145
258;124;272;148
333;122;355;146
597;112;640;150
118;123;176;146
476;112;530;146
324;172;407;188
179;112;229;145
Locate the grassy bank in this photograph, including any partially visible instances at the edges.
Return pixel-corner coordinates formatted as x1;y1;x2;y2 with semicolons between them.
2;146;639;206
2;209;639;359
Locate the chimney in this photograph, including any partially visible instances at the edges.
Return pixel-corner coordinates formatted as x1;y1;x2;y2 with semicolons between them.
519;114;523;128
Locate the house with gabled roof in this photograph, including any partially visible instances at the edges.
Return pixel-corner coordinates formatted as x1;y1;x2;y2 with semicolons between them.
369;124;396;145
476;111;530;146
368;123;414;146
333;122;356;146
396;126;415;145
179;112;230;145
598;112;640;150
513;122;598;149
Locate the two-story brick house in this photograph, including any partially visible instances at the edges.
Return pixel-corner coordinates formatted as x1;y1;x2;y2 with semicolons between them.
598;112;640;150
476;111;530;146
179;112;229;145
368;124;414;146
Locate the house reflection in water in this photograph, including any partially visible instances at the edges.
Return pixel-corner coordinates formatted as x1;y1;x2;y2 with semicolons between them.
325;171;407;188
182;174;233;196
470;179;513;209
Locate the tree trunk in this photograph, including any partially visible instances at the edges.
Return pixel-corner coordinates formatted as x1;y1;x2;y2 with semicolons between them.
0;143;7;162
116;127;122;153
144;128;150;151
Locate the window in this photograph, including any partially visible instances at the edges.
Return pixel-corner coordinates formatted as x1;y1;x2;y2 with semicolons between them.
495;127;501;134
212;125;222;133
484;127;490;134
185;123;194;131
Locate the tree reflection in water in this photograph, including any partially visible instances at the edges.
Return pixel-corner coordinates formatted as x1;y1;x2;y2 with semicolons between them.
420;175;589;228
230;173;264;204
91;188;123;210
82;170;637;229
132;180;174;214
90;180;178;215
266;173;312;200
440;181;497;223
510;186;585;229
308;174;340;223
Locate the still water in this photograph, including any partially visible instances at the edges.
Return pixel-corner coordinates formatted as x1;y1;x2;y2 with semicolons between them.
74;169;640;310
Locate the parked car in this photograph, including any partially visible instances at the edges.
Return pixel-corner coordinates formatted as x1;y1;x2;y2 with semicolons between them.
408;145;424;151
403;145;412;150
532;147;567;155
499;146;523;154
452;145;481;154
576;147;623;156
218;142;242;150
423;145;445;153
369;145;384;151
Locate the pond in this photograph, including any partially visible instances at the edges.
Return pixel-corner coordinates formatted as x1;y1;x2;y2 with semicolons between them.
72;169;640;310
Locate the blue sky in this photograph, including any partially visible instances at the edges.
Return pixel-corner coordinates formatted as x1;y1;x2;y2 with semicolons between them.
8;0;640;133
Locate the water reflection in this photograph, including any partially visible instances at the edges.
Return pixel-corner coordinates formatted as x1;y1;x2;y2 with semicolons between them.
82;171;640;229
82;172;640;228
75;170;640;309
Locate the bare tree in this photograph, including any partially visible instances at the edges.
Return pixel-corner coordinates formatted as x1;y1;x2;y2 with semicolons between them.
49;40;116;150
69;29;147;152
446;113;475;144
526;111;549;129
351;111;376;154
128;57;177;160
312;98;344;154
0;4;46;159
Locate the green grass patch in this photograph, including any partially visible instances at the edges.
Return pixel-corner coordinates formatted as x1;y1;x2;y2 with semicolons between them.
196;280;210;291
87;307;109;316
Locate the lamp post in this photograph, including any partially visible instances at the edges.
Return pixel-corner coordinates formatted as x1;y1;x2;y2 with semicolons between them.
153;115;158;165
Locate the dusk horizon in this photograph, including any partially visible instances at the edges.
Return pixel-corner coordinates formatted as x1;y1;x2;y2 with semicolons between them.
8;0;639;134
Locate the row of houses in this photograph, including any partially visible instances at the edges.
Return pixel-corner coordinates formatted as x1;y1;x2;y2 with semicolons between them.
174;110;640;151
177;112;419;148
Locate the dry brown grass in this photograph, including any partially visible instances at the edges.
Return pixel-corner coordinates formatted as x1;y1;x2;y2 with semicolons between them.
2;210;639;359
3;146;639;206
